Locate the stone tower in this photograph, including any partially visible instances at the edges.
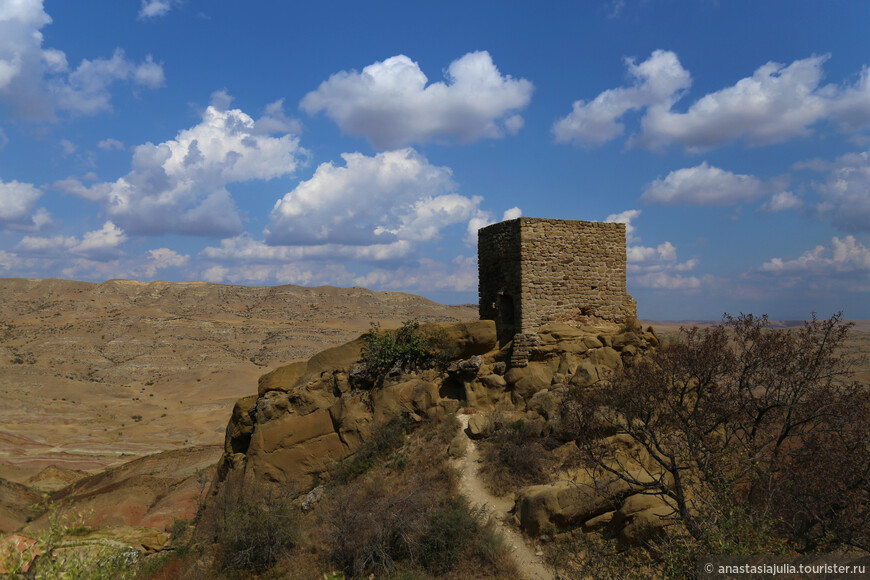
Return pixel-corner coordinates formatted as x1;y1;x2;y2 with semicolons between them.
478;217;636;352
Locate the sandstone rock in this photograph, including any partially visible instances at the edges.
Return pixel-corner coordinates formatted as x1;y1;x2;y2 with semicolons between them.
515;469;656;535
328;395;372;450
527;389;560;420
611;332;641;351
423;320;498;359
247;409;348;484
224;395;258;455
612;494;676;545
372;379;440;424
301;485;326;512
582;510;614;532
505;360;558;399
140;529;170;553
466;414;491;439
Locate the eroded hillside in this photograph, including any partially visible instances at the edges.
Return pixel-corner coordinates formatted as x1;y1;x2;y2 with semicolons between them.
0;278;476;480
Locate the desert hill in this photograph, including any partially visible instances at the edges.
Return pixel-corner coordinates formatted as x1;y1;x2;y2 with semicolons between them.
0;277;476;482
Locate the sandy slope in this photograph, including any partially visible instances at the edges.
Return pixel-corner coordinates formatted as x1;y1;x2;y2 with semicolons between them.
0;278;476;480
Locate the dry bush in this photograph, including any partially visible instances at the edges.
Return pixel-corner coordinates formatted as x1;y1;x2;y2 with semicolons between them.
477;411;558;496
322;413;516;579
561;312;869;556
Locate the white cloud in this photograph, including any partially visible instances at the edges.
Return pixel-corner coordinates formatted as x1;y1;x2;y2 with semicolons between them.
58;101;307;236
0;179;43;225
811;149;870;233
266;148;473;246
0;1;164;119
52;49;165;115
15;221;127;260
300;51;533;149
642;162;769;205
144;248;189;278
138;0;176;20
759;236;870;275
98;138;125;151
759;191;803;213
553;50;691;146
605;208;642;241
60;138;76;156
555;51;870;151
354;255;478;293
202;233;413;264
607;207;704;291
638;55;830;150
0;250;21;271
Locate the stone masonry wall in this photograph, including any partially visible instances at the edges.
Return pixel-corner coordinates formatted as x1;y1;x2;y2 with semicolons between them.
478;218;636;342
478;219;523;345
519;218;635;328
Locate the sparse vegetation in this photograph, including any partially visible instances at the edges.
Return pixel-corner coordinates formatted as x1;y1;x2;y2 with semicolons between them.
359;318;454;382
560;312;869;569
478;413;558;496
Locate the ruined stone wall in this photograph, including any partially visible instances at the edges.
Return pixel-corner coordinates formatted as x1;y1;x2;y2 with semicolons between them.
478;219;523;345
478;218;636;340
518;218;635;328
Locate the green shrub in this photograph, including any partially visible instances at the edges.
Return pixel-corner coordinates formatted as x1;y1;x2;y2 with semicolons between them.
359;319;451;380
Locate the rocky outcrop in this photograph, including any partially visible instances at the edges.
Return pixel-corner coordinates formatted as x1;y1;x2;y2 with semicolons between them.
213;320;501;491
213;319;656;492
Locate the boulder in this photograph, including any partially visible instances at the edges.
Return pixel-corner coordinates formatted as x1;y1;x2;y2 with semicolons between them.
505;360;558;399
515;469;657;536
466;414;491;439
372;379;440;424
611;494;676;546
424;320;498;360
301;485;326;512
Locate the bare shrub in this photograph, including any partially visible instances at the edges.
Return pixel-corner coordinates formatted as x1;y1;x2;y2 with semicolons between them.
561;312;869;555
478;414;557;496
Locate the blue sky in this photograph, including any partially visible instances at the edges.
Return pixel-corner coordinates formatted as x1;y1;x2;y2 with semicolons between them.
1;0;870;319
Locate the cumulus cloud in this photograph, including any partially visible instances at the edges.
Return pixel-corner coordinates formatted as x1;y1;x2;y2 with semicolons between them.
555;51;870;151
0;1;164;119
16;221;127;259
98;138;125;151
300;51;533;149
605;209;642;241
354;256;478;293
759;191;803;213
57;100;307;236
809;150;870;233
144;248;188;278
758;236;870;276
606;208;704;291
553;50;691;146
642;162;771;205
266;148;477;247
0;179;42;223
0;179;51;230
138;0;176;20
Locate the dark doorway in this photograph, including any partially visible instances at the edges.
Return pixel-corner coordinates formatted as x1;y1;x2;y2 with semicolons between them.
497;293;516;346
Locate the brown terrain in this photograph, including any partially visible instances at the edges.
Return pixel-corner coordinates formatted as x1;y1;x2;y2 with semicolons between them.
1;276;867;573
0;278;475;537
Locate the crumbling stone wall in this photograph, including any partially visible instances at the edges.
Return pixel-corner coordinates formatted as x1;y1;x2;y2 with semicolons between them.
478;217;636;345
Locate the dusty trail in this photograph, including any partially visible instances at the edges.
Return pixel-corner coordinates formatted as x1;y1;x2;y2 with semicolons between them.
453;413;554;580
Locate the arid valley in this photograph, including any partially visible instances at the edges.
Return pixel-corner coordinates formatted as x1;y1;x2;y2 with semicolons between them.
1;278;868;578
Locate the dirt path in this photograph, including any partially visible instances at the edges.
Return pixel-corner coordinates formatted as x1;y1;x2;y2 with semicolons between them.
453;414;554;580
